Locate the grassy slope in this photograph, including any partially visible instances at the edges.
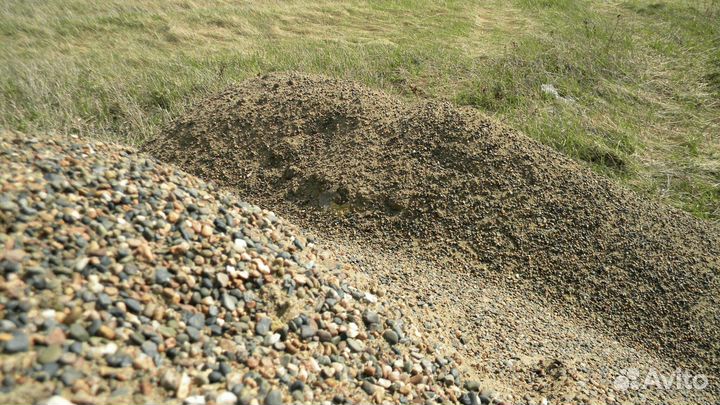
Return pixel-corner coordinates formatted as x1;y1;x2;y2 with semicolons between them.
1;0;719;218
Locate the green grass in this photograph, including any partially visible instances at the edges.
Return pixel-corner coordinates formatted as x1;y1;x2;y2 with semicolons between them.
1;0;719;219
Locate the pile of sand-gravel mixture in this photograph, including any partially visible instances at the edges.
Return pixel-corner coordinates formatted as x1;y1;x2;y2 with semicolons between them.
1;131;495;405
145;73;720;404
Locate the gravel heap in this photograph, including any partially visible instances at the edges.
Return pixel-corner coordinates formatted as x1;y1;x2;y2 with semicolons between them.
0;132;493;405
145;73;720;378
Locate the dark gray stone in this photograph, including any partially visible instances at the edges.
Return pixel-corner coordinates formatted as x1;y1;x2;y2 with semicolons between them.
155;268;172;285
362;310;379;325
95;293;112;310
382;329;399;345
69;323;89;342
361;381;376;395
141;340;158;357
188;313;205;329
300;324;316;340
264;389;283;405
60;368;83;386
186;326;201;342
4;332;29;353
209;371;223;383
124;298;142;314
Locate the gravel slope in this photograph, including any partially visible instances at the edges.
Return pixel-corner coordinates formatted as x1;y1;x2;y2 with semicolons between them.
145;72;720;403
0;132;490;405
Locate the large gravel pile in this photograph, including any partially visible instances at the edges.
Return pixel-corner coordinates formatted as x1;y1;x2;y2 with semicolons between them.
145;73;720;381
0;132;491;405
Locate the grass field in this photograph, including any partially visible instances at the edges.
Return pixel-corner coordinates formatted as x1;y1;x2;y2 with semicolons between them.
1;0;719;219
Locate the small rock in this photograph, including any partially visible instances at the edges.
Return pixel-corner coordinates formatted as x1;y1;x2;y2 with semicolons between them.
300;324;317;339
0;200;18;212
4;332;29;353
96;294;112;309
361;381;376;395
106;352;132;368
209;371;224;383
124;298;142;314
158;325;177;338
37;344;63;364
217;273;230;287
382;329;399;345
221;294;237;311
89;342;117;356
317;330;332;342
167;211;180;224
74;257;90;272
97;325;116;340
184;395;206;405
346;323;359;338
364;292;378;303
161;369;179;391
219;362;232;376
177;373;191;399
133;353;154;370
60;368;83;386
233;239;247;252
186;326;201;342
39;396;76;405
264;389;283;405
68;324;89;342
216;391;238;405
347;338;365;353
141;340;158;357
289;380;304;392
256;317;272;336
187;313;205;329
464;381;481;392
155;268;172;285
46;328;66;345
362;310;379;325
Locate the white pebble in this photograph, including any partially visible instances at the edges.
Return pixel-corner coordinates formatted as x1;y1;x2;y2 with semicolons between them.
216;391;237;405
184;395;205;405
233;238;247;251
41;309;57;321
40;396;76;405
254;258;270;274
347;322;359;338
177;373;191;399
364;292;378;303
89;342;117;356
268;333;281;345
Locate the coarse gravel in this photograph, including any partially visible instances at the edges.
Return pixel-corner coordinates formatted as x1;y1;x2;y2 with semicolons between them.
0;131;489;405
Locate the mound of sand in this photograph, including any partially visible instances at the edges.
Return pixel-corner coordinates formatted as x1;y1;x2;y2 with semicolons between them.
145;73;720;386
